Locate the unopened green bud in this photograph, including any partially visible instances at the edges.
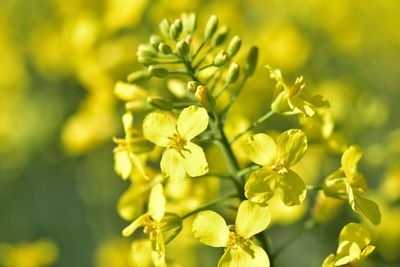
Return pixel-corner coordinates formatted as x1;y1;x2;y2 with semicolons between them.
147;96;174;110
159;19;171;38
125;99;152;113
150;34;162;49
204;15;218;41
195;85;215;110
169;24;180;41
227;35;241;58
174;19;183;33
226;63;240;84
158;43;172;54
212;25;229;47
213;50;228;66
148;65;169;78
244;46;258;77
187;81;199;93
137;44;157;57
181;12;197;34
127;70;152;83
176;40;190;57
138;56;158;66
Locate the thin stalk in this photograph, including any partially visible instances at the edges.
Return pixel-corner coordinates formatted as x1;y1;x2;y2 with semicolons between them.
192;40;206;61
306;185;323;191
272;218;317;260
181;193;239;220
230;110;275;144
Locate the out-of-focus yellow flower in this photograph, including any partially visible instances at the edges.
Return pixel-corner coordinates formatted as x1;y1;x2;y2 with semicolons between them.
0;239;58;267
268;67;329;117
312;191;344;223
94;239;132;267
323;146;381;225
142;106;209;182
104;0;148;32
322;223;375;267
192;200;270;267
245;129;308;206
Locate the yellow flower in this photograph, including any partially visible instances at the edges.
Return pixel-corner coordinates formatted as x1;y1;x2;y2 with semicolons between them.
114;112;154;180
245;129;308;206
143;105;209;182
192;200;271;267
322;223;375;267
268;67;329;117
122;183;182;267
323;145;381;225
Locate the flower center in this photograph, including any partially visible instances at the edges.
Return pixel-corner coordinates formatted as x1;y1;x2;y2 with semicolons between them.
271;159;288;175
227;230;251;250
143;217;160;240
167;131;190;157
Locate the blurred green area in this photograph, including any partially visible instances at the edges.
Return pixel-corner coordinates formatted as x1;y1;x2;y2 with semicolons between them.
1;0;400;266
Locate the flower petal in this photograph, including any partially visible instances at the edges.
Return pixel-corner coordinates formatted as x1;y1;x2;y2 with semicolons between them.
160;149;186;183
148;183;166;222
177;106;209;140
143;111;177;147
245;169;278;205
122;214;148;237
341;145;362;179
338;223;371;250
217;244;270;267
192;210;230;247
246;134;277;166
279;170;307;206
114;151;132;180
182;141;209;177
235;200;271;238
346;184;381;225
277;129;307;167
151;231;166;267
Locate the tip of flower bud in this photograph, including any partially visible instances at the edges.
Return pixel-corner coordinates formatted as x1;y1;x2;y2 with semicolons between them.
244;46;258;77
187;81;199;93
226;63;240;84
195;85;215;110
204;15;218;41
147;96;174;110
213;50;228;66
176;40;190;57
227;35;241;58
148;65;169;78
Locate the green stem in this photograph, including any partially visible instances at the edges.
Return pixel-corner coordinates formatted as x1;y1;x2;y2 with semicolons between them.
198;63;214;71
192;40;206;61
272;218;317;260
215;82;230;99
229;110;275;144
306;185;323;191
181;193;239;220
237;164;261;178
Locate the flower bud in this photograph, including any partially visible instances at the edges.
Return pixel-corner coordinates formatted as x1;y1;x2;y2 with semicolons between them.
148;65;169;78
244;46;258;77
147;96;174;110
176;40;190;57
187;81;199;93
138;56;158;66
150;34;162;49
174;19;183;34
158;43;172;55
226;63;240;84
169;24;180;41
204;15;218;41
137;44;157;57
159;19;170;38
181;12;197;34
122;112;133;132
195;85;215;110
227;35;241;58
125;99;152;113
114;81;147;101
127;70;152;83
213;50;228;66
211;25;229;47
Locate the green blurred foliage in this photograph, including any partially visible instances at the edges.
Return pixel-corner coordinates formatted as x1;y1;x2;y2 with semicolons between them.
0;0;400;266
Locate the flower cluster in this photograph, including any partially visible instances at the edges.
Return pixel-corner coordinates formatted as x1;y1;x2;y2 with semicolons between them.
112;13;380;267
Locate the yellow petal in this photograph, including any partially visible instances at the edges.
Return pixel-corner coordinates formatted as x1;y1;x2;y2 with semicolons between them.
177;105;209;140
118;186;145;221
346;184;381;225
143;111;177;147
148;184;166;222
217;244;270;267
246;134;277;166
151;231;166;267
321;254;335;267
277;129;307;167
235;200;271;238
114;151;132;180
122;214;148;237
245;169;278;205
160;149;186;183
338;223;371;249
341;145;362;179
182;141;209;177
279;170;307;206
192;210;230;247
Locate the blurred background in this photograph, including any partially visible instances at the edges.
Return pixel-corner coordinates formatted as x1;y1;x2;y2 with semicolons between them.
1;0;400;266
